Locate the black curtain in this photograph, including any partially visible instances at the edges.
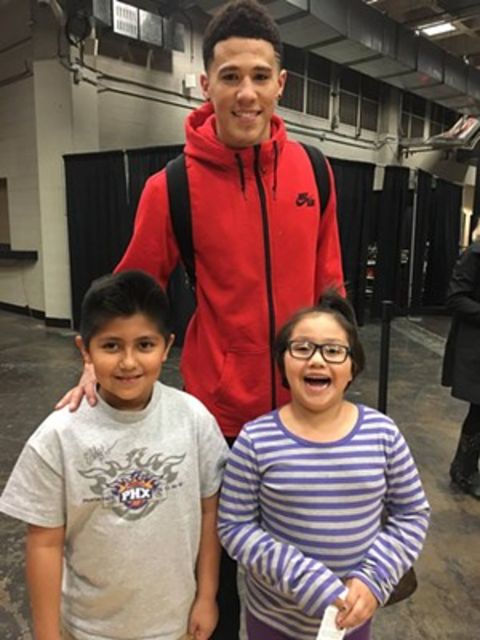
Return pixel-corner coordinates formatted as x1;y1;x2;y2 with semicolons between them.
330;158;375;325
371;166;410;317
64;151;130;328
423;178;462;306
369;191;381;246
127;144;192;346
410;170;433;312
127;145;183;213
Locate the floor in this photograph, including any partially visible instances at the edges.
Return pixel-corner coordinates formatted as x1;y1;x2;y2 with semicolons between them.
0;309;479;640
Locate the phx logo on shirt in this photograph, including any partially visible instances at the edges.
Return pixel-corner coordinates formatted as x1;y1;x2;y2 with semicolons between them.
80;447;185;520
112;470;160;510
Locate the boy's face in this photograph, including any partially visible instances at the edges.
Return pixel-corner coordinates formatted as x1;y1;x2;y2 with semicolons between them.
200;37;287;148
76;314;174;411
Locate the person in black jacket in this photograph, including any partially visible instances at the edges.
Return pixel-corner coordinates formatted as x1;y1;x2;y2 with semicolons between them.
442;219;480;499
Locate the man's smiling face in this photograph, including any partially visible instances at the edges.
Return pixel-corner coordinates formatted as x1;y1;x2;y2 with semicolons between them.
200;37;286;149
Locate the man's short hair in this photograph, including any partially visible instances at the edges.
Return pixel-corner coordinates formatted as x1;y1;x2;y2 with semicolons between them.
202;0;283;70
80;270;172;347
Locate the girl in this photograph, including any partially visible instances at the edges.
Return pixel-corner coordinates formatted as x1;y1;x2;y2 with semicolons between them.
218;291;430;640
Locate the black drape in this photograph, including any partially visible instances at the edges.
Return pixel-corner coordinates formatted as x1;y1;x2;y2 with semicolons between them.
371;166;410;317
410;170;433;312
423;178;462;306
64;151;130;328
369;191;381;246
127;145;183;213
330;158;375;325
127;144;192;346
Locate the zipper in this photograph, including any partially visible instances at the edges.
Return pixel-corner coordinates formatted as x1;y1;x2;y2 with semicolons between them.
253;145;277;410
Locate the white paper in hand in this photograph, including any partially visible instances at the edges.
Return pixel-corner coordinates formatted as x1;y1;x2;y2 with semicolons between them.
316;605;346;640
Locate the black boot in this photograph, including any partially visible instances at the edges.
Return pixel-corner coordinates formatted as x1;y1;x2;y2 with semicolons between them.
450;433;480;499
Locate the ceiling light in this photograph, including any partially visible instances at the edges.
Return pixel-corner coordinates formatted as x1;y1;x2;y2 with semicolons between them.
419;21;456;37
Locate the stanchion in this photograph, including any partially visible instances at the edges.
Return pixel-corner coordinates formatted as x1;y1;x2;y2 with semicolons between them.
378;300;394;414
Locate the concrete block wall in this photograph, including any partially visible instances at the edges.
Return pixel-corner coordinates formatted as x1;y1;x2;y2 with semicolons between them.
0;69;44;314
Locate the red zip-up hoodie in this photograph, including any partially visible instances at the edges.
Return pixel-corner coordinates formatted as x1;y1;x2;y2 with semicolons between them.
116;102;344;437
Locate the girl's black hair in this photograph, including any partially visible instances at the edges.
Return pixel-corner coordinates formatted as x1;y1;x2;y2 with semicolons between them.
274;290;366;388
202;0;283;70
80;270;172;348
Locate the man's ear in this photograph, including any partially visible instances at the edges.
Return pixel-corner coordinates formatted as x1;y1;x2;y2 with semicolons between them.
277;69;287;100
75;335;91;364
200;72;210;99
162;334;176;362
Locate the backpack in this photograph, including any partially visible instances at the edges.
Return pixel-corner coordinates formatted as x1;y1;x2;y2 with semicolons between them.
165;142;332;290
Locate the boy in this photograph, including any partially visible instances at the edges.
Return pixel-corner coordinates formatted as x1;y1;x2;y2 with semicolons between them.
0;270;228;640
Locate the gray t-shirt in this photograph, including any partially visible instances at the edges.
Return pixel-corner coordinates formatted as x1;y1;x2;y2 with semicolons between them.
0;381;229;640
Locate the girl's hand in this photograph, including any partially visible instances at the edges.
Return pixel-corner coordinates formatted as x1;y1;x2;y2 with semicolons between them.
335;578;378;630
187;596;218;640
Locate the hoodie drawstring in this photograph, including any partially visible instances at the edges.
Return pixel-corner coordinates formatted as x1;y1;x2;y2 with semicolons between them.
272;141;279;200
235;154;246;196
236;145;279;199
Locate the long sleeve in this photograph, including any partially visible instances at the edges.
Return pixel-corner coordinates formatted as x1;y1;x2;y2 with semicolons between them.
218;431;346;618
115;170;180;288
315;159;345;298
445;246;480;323
347;429;430;604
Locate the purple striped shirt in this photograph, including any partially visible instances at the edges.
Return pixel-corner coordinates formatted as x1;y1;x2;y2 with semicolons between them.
218;405;430;640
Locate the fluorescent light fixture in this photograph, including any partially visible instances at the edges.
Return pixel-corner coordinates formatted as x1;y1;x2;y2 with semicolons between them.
419;21;456;37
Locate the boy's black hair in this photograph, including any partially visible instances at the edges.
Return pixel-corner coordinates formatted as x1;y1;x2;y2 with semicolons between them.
202;0;283;70
80;270;172;348
274;290;366;389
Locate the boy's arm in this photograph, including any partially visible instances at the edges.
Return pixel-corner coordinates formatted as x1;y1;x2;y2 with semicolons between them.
26;524;65;640
188;493;220;640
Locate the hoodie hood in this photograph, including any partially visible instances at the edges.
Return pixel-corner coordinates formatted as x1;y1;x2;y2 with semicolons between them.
184;101;287;174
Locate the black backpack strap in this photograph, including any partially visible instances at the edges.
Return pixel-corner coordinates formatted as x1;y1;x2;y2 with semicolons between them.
166;153;196;288
299;142;331;216
166;145;330;289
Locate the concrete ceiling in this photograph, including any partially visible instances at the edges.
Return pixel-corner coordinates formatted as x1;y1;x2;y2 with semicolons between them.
370;0;480;68
192;0;480;115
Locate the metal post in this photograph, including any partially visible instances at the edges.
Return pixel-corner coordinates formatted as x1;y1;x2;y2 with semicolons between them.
378;300;394;414
407;169;419;310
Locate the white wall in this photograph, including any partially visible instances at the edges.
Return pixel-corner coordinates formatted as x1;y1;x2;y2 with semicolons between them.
0;47;45;312
33;59;75;320
98;89;190;149
93;20;207;149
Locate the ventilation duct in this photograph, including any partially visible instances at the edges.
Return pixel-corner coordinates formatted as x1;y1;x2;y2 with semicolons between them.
63;1;185;51
195;0;480;115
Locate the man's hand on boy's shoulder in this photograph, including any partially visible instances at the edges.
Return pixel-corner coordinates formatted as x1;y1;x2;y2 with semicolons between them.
187;595;218;640
55;362;98;412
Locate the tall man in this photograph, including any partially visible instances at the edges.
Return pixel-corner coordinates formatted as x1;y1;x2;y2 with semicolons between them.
59;1;344;637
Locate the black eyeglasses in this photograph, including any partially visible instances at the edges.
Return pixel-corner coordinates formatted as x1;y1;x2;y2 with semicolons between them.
287;340;351;364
